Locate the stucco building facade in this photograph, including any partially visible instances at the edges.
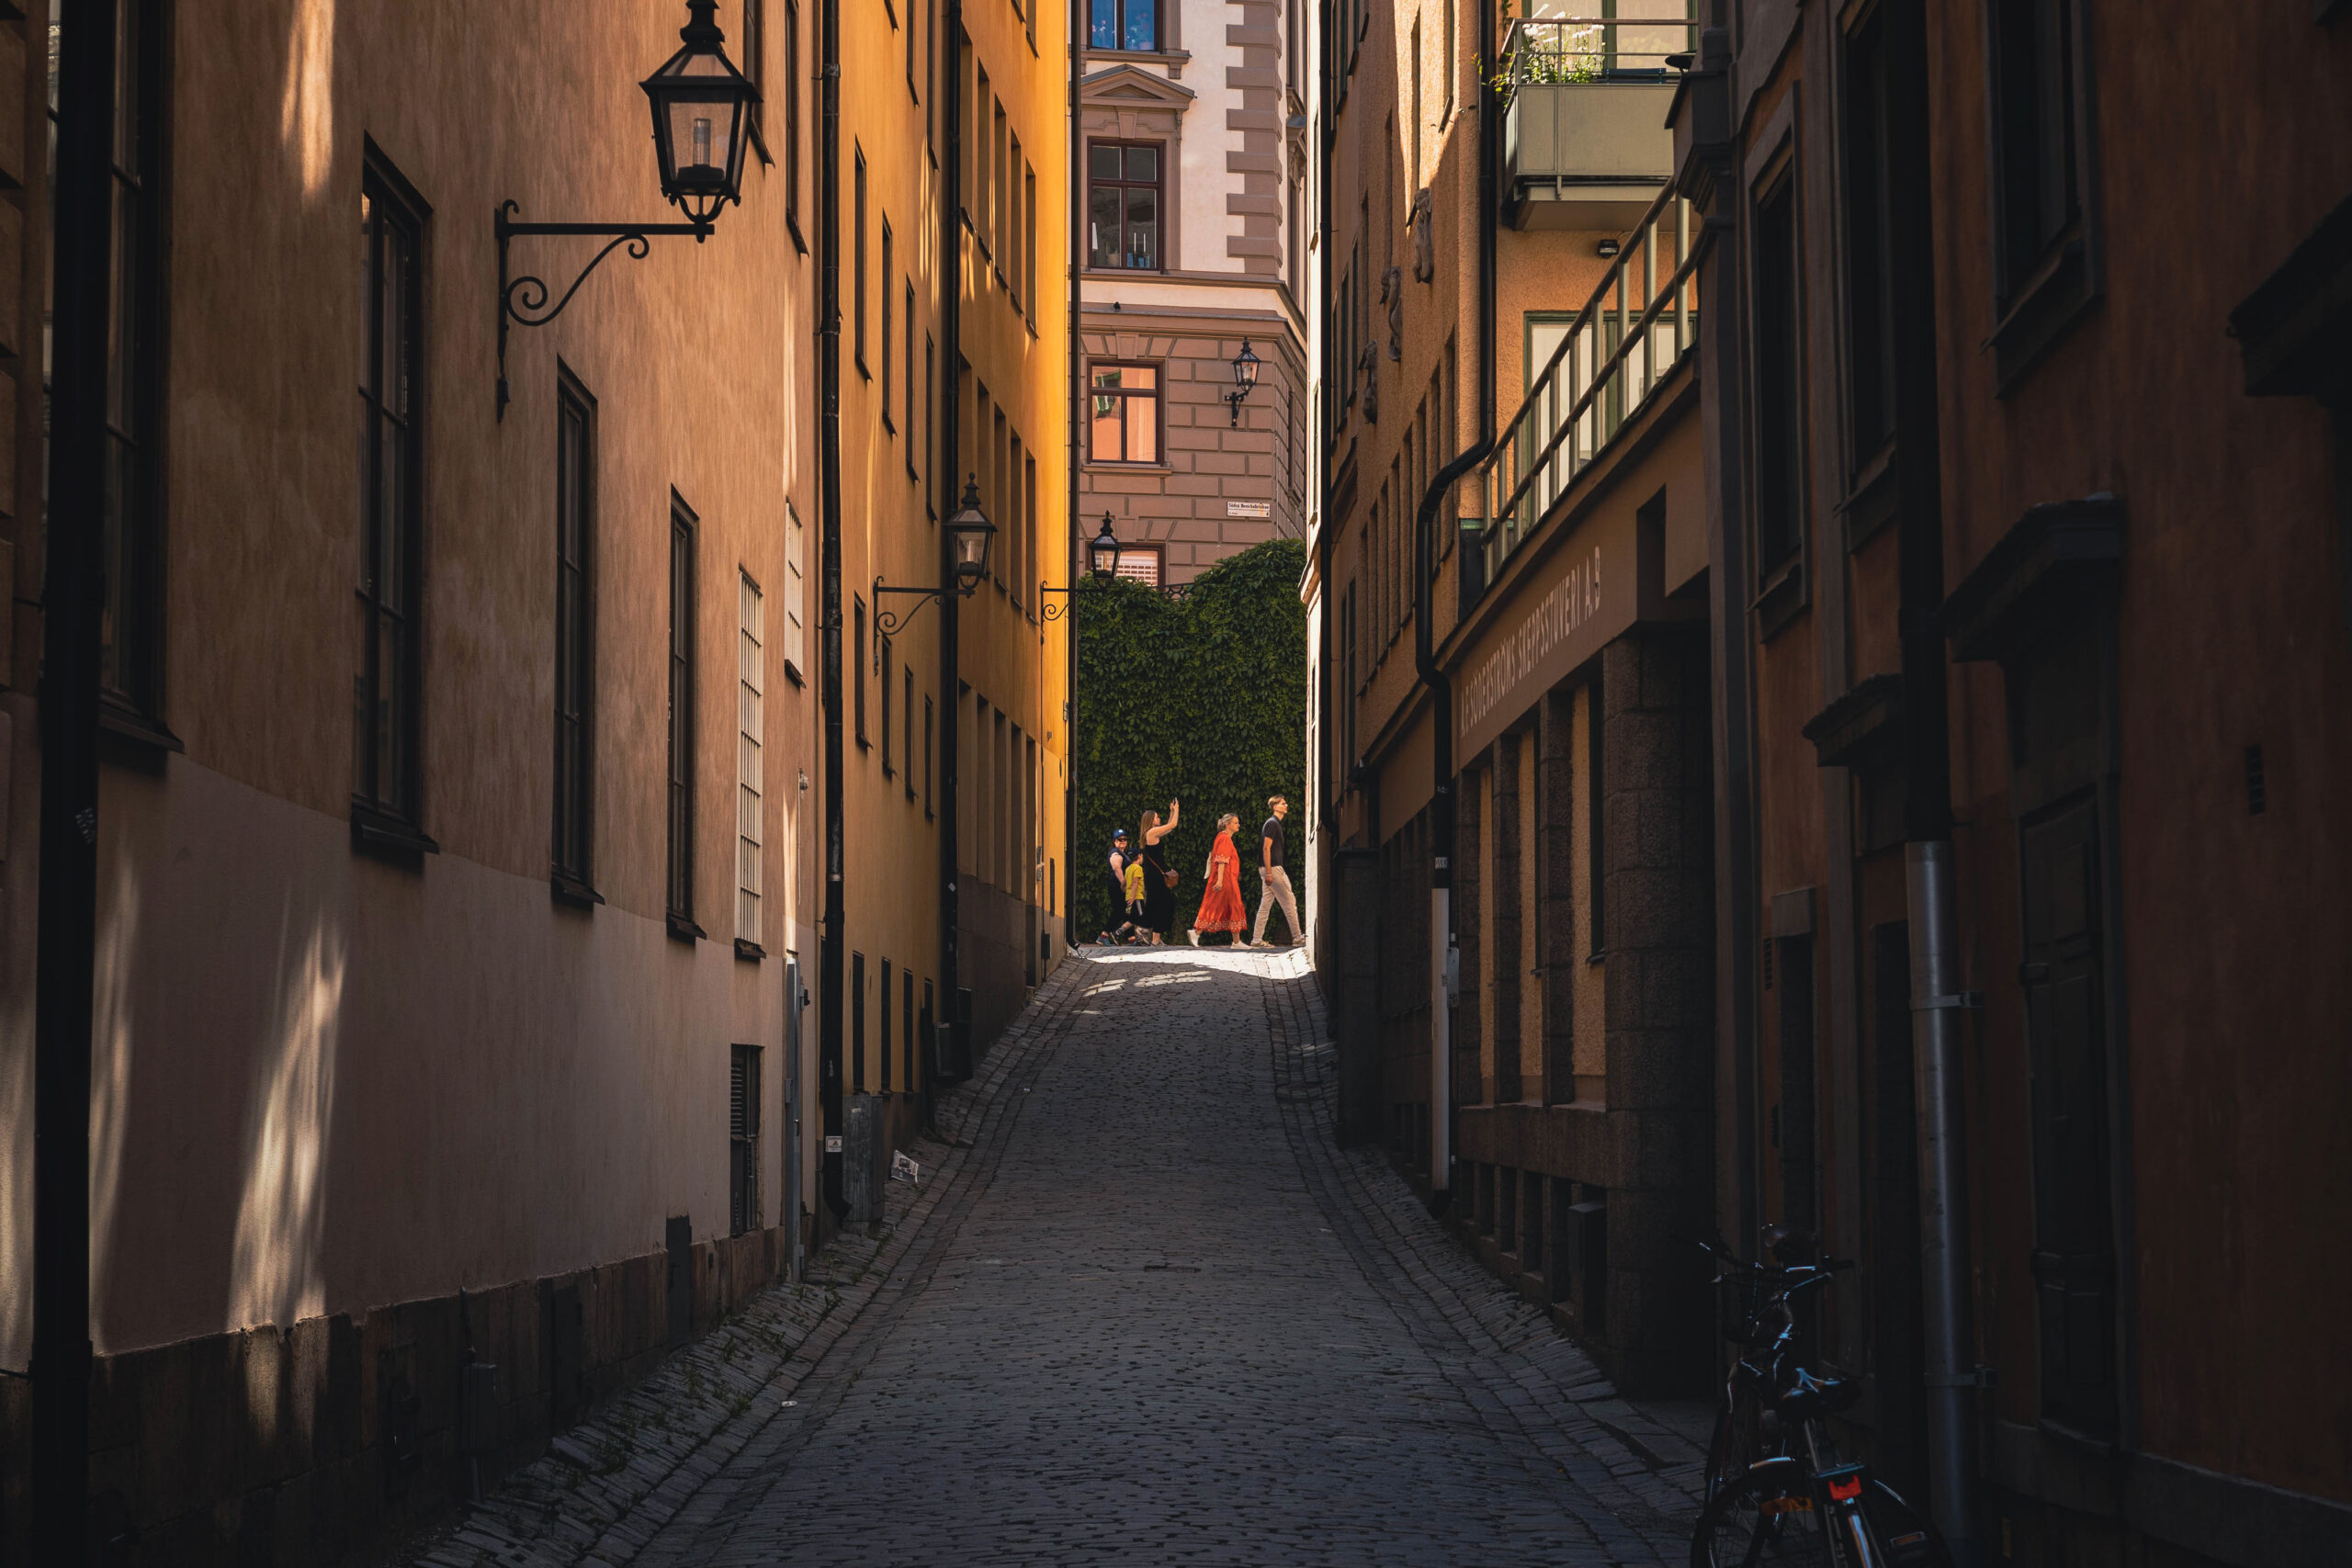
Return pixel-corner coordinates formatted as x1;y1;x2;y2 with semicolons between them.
1075;0;1311;584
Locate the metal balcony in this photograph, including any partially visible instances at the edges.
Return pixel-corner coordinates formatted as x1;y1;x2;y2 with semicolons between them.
1501;17;1687;231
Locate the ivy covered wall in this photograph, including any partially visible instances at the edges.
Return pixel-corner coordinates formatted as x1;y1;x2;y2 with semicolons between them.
1072;538;1308;942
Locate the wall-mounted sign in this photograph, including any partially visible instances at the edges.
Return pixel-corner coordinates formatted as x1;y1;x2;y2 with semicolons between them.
1454;505;1637;761
1226;499;1272;518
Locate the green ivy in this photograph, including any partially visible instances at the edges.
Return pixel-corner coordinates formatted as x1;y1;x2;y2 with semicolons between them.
1073;538;1307;942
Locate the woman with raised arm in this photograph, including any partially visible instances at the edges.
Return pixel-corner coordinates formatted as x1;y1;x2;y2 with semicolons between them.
1135;799;1181;943
1189;811;1249;945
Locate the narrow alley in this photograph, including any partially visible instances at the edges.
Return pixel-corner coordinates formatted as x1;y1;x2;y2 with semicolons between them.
412;950;1706;1568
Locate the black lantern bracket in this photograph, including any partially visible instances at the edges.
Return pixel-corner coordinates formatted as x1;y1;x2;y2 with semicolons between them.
873;572;981;637
495;202;713;420
1039;582;1096;624
1225;338;1263;426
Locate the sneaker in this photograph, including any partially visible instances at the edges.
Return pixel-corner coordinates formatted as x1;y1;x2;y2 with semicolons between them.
1187;930;1201;947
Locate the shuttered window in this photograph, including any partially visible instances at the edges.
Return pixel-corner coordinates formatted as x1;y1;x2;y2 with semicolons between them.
737;572;766;954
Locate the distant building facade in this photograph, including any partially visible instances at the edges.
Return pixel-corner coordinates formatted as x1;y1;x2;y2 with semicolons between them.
1076;0;1311;583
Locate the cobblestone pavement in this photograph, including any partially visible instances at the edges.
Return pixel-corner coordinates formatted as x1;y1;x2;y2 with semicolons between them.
413;947;1704;1568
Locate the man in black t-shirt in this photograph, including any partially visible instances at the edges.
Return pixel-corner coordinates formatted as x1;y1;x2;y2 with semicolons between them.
1250;795;1304;946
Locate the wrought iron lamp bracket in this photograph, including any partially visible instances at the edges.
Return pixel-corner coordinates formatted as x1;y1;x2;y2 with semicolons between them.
873;575;971;638
496;201;713;419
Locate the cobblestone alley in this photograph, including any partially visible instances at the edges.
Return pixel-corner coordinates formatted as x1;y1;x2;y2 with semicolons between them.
412;950;1707;1568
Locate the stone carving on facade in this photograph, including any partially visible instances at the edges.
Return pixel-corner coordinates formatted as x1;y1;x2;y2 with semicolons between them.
1381;265;1403;362
1358;342;1380;423
1410;188;1434;281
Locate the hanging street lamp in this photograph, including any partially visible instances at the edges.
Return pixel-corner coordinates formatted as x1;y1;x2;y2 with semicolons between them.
494;0;759;417
1087;513;1124;582
1043;513;1125;622
1225;338;1262;425
878;478;997;635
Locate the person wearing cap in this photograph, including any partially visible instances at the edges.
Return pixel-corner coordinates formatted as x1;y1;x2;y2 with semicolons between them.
1099;828;1137;945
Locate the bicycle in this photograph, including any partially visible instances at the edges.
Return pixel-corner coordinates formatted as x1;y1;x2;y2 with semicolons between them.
1690;1229;1953;1568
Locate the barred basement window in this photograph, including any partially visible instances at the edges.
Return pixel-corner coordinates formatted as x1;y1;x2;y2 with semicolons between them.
729;1043;763;1235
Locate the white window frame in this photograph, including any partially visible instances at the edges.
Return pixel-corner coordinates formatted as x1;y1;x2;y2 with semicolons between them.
738;570;766;951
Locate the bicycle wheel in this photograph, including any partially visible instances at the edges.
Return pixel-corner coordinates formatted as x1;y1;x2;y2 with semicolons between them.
1690;1466;1836;1568
1704;1380;1768;1500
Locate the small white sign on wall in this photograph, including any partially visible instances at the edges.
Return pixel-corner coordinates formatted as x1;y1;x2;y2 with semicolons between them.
1226;500;1272;519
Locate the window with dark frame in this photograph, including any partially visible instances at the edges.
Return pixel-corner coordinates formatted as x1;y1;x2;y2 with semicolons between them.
1089;0;1159;50
881;220;896;429
553;372;598;900
729;1043;763;1235
906;0;919;98
1024;164;1038;319
1086;141;1162;269
854;149;869;372
785;0;803;243
881;635;896;777
854;595;869;745
92;0;168;736
880;957;894;1090
852;951;866;1089
1007;134;1024;308
355;154;430;843
742;0;767;155
904;281;918;469
1751;172;1804;581
668;502;698;932
1841;8;1898;466
1087;363;1160;462
903;970;917;1094
923;695;934;817
1990;0;2080;299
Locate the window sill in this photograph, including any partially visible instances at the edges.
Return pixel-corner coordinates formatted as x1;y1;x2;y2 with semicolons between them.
735;938;767;964
786;212;808;256
1082;459;1171;474
97;699;183;773
668;912;707;944
1838;440;1898;553
350;804;438;866
785;660;805;687
1751;552;1809;642
551;872;604;909
1987;232;2098;393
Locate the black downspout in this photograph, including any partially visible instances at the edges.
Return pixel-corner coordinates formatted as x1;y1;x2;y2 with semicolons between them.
34;1;116;1557
938;0;965;1080
1885;3;1976;1556
1065;0;1081;950
1408;0;1499;1213
818;0;847;1223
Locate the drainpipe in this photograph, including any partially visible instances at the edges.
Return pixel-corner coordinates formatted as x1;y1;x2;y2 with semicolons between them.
34;0;118;1556
1884;0;1978;1556
1408;0;1499;1210
1066;0;1081;955
818;0;847;1222
938;0;966;1081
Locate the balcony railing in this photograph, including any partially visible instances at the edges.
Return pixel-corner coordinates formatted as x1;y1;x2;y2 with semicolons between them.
1467;178;1700;592
1499;14;1695;90
1501;16;1689;231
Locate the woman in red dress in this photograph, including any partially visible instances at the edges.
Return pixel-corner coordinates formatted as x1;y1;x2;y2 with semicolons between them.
1190;812;1249;943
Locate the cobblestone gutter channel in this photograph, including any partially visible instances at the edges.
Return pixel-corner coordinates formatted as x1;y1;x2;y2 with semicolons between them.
404;950;1705;1567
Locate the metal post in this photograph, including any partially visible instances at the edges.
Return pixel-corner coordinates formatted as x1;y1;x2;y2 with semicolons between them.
36;1;119;1560
1907;841;1980;1562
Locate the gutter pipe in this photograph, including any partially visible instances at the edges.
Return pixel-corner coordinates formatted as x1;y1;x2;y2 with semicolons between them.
33;0;118;1556
938;0;967;1081
818;0;847;1221
1408;0;1499;1209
